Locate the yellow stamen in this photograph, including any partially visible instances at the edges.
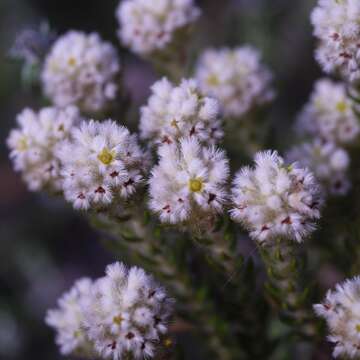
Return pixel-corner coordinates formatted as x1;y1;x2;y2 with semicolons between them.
113;314;124;325
68;57;76;66
164;338;173;347
97;147;115;165
17;137;28;151
336;101;347;113
207;74;219;86
189;178;203;192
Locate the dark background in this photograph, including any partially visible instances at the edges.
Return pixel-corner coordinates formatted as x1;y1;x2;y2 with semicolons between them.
0;0;320;358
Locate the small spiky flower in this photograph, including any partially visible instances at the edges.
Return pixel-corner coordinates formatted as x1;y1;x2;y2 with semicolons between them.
314;276;360;358
230;151;322;243
195;46;275;118
7;106;81;192
42;31;121;114
140;77;223;146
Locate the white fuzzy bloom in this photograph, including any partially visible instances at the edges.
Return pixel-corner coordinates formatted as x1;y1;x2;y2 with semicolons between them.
311;0;360;83
57;119;147;211
297;79;360;145
7;106;81;192
195;46;275;118
230;151;322;243
140;78;223;146
46;278;96;358
286;140;351;196
148;137;229;229
84;262;173;360
42;31;120;114
116;0;201;56
314;276;360;358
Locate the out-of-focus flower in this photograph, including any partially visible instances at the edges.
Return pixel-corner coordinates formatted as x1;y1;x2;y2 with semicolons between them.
116;0;201;56
42;31;121;114
296;78;360;145
195;46;275;118
286;140;351;196
7;106;81;192
314;276;360;359
149;137;229;230
311;0;360;83
84;262;174;360
56;119;148;211
46;278;96;358
140;77;223;146
9;22;56;65
230;151;322;243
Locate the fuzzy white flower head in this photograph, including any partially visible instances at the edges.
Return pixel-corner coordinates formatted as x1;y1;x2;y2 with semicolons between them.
84;262;174;360
46;278;96;358
286;140;351;196
195;46;275;118
230;151;322;244
57;119;148;211
42;31;121;114
7;106;81;192
314;276;360;358
297;79;360;145
116;0;201;56
148;137;229;230
140;77;223;146
311;0;360;83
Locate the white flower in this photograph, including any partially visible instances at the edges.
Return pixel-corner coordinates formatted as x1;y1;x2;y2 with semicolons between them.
195;46;275;118
314;276;360;359
140;77;223;146
46;278;96;358
230;151;322;243
56;119;148;211
116;0;201;56
84;262;174;360
148;137;229;230
297;78;360;145
286;140;351;196
311;0;360;83
7;106;81;192
42;31;121;114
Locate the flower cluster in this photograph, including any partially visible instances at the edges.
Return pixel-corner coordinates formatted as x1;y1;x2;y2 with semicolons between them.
230;151;322;243
6;106;81;192
46;262;173;360
195;46;275;118
116;0;201;56
149;137;229;230
311;0;360;83
42;31;121;114
286;140;350;196
314;276;360;359
140;77;223;146
296;78;360;145
57;119;148;210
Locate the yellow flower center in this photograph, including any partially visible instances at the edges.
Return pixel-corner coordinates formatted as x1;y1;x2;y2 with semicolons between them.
17;137;28;151
336;101;347;113
97;147;115;165
207;74;219;86
113;314;124;325
164;338;173;347
68;57;76;66
74;330;81;338
189;178;203;192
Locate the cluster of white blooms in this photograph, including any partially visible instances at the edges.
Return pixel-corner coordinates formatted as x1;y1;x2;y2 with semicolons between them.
140;78;223;146
46;262;173;360
314;276;360;359
286;140;351;196
230;151;322;243
311;0;360;83
57;119;147;210
46;278;96;358
149;138;229;230
195;46;275;118
297;78;360;145
116;0;201;56
42;31;121;114
7;106;81;192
